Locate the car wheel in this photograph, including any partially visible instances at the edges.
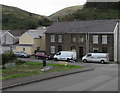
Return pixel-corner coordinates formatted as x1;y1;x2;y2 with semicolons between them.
67;58;70;62
101;60;105;64
83;59;87;63
54;58;58;61
36;56;39;59
21;55;25;58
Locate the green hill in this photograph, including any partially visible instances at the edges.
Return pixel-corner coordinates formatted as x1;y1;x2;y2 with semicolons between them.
1;4;52;30
49;5;83;21
49;2;119;21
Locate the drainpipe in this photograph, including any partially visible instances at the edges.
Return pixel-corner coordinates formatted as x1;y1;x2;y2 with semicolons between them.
86;33;89;54
117;20;120;64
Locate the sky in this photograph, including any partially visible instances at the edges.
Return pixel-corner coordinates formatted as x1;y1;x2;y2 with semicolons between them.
0;0;87;16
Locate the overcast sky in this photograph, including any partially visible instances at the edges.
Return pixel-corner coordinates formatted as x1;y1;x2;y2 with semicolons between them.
0;0;87;16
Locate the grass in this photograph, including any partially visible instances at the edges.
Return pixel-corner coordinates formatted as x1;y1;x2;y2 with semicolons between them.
1;62;83;80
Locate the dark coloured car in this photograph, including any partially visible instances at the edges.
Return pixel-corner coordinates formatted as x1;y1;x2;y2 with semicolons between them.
35;52;53;59
14;51;30;58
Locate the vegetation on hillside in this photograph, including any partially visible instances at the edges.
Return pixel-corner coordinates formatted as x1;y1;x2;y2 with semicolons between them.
1;4;52;30
1;2;119;30
49;5;83;21
51;2;119;21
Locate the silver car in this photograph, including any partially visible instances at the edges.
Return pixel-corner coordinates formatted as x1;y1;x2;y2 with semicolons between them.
14;51;30;58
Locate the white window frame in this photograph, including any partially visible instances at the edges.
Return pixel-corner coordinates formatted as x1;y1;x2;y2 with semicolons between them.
58;35;62;43
72;37;76;42
93;35;98;44
102;35;107;44
50;35;55;42
50;46;55;54
79;37;84;42
93;48;99;53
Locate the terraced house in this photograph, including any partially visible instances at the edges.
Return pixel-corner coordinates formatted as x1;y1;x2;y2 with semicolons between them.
45;20;120;61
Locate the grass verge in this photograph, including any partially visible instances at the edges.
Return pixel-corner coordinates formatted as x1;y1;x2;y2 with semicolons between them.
1;62;83;80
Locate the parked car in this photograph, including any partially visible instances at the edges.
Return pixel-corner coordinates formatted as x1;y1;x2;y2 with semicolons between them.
54;51;77;62
82;53;109;64
13;51;30;58
35;52;53;59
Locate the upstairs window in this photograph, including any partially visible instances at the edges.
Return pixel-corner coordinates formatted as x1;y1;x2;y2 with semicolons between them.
93;35;98;44
58;35;62;43
51;35;55;42
71;36;76;43
79;37;84;43
102;35;107;44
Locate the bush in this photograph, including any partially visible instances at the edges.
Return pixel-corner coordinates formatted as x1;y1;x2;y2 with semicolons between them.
14;59;25;65
2;50;17;65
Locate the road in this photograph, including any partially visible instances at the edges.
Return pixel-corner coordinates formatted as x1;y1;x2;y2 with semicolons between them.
4;58;118;91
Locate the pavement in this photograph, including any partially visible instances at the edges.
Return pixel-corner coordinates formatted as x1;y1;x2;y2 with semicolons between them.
2;65;94;90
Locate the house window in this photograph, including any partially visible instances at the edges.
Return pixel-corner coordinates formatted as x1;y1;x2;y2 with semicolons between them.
50;35;55;42
102;35;107;44
102;47;107;53
79;37;84;42
71;46;76;51
93;35;98;44
23;48;25;51
93;48;99;53
50;46;55;54
37;47;40;50
71;35;76;43
58;35;62;43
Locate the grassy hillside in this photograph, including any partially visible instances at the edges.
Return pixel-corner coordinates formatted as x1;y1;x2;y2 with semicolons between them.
1;4;52;30
49;5;83;21
50;2;119;22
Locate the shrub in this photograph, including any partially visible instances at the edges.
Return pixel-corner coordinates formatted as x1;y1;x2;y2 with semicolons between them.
2;50;17;65
14;59;25;65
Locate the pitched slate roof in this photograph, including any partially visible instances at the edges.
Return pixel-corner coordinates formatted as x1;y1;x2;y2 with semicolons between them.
27;29;46;38
9;30;27;36
45;20;117;34
0;30;10;37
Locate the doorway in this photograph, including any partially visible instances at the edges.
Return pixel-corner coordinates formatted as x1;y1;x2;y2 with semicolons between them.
79;47;83;59
58;45;62;52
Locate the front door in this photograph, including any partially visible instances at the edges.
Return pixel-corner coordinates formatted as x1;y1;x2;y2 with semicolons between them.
79;47;83;59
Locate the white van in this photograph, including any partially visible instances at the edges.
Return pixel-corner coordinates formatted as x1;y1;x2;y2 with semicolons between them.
82;53;109;64
54;51;77;61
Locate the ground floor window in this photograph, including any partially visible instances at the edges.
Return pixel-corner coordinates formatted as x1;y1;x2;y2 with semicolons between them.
37;47;40;50
23;48;25;51
50;46;55;54
93;48;99;53
102;47;107;53
71;46;76;51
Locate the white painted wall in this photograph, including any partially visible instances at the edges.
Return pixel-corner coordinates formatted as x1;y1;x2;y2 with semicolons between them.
118;22;120;62
114;21;120;62
114;23;118;62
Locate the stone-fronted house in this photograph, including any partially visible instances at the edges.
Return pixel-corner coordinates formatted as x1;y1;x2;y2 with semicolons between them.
15;29;47;55
45;20;119;61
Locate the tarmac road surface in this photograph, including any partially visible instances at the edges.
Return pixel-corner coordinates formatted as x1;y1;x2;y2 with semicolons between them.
3;63;118;91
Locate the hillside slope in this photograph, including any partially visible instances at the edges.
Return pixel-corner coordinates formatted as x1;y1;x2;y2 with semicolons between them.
49;2;119;21
49;5;83;21
1;4;52;30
